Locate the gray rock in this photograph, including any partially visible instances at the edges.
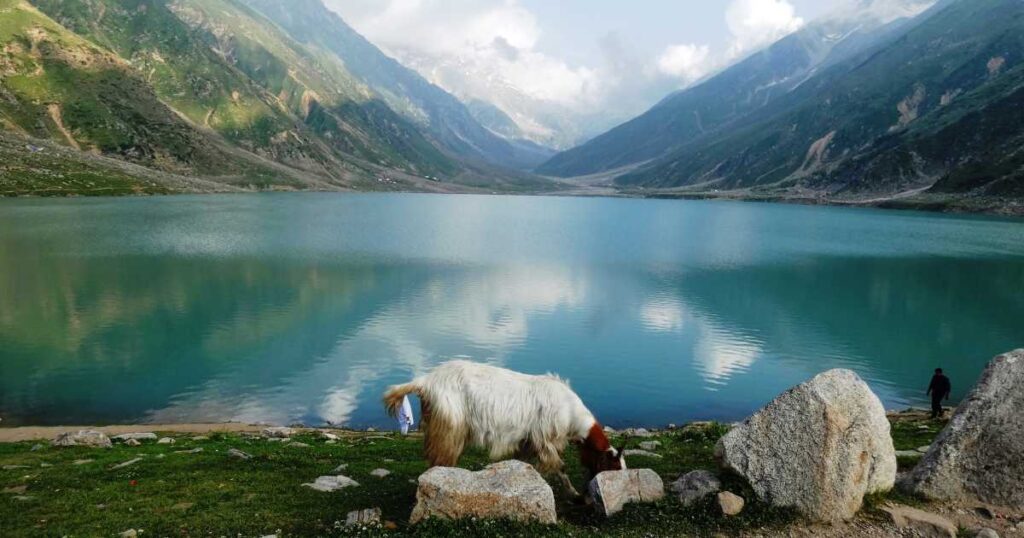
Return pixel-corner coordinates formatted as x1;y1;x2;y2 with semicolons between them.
638;441;661;451
345;508;382;527
916;445;932;454
370;468;391;478
718;491;745;516
191;436;209;441
319;431;340;441
118;530;138;538
333;463;349;473
124;439;141;447
880;505;956;538
72;459;93;466
113;433;158;442
227;448;252;460
715;369;896;522
174;448;203;454
410;460;556;524
975;529;1000;538
619;428;654;438
902;350;1024;508
2;465;28;470
157;437;175;445
288;442;311;448
262;427;294;439
52;430;112;448
623;449;662;459
896;450;923;459
588;469;665;517
30;444;43;452
670;470;721;506
302;475;360;492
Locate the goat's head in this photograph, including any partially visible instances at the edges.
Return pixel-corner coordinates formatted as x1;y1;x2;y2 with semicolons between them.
579;423;626;479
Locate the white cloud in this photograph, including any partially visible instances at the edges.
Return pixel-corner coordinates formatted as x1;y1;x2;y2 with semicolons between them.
324;0;598;106
656;43;712;82
725;0;805;58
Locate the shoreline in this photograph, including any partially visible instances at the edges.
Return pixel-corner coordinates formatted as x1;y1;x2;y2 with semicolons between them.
0;408;942;443
3;184;1023;218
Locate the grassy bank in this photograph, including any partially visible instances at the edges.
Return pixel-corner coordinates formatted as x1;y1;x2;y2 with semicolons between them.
0;417;945;537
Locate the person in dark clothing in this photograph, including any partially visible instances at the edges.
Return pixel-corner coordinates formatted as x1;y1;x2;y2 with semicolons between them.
927;368;952;419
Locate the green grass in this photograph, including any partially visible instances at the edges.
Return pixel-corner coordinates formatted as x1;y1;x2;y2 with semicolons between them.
0;417;946;537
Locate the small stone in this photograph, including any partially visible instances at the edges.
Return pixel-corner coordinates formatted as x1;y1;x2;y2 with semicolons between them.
881;505;957;538
289;442;311;448
319;432;340;441
125;439;141;447
30;444;43;452
370;468;391;478
916;445;931;454
13;496;34;502
52;430;112;448
589;468;665;517
191;436;209;441
718;491;745;516
262;427;294;439
73;459;93;465
228;448;252;460
896;450;924;459
975;529;1000;538
39;463;52;468
113;433;158;442
638;441;661;451
345;508;382;526
623;449;662;459
2;485;28;494
172;502;194;511
119;530;138;538
619;428;654;438
157;437;175;445
384;521;399;530
175;448;203;454
667;423;678;430
365;427;377;433
325;440;337;445
2;465;28;470
302;475;360;492
670;470;721;506
333;464;349;472
111;458;143;470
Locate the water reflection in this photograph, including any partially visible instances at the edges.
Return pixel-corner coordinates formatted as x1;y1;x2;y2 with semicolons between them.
1;194;1023;427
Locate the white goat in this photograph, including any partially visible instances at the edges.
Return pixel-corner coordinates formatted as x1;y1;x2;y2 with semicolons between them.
383;360;625;496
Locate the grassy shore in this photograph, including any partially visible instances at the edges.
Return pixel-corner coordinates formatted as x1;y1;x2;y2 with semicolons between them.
0;417;945;537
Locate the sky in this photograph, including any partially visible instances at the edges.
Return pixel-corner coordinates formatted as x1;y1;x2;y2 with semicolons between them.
323;0;857;146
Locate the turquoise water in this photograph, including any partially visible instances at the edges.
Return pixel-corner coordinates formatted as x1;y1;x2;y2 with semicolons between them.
1;193;1022;428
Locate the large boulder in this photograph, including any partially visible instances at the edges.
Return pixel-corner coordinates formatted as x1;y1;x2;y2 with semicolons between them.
52;430;112;448
588;469;665;517
901;350;1024;508
715;369;896;522
409;460;556;525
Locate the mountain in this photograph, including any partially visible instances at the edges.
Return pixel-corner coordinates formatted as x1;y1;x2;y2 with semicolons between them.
239;0;555;170
540;0;1024;205
537;0;936;178
0;0;552;196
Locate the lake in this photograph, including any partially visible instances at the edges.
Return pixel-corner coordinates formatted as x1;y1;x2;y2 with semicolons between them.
1;193;1022;428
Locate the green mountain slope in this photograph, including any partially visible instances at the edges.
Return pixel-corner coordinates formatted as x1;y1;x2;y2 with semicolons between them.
240;0;554;171
536;1;926;178
618;0;1023;197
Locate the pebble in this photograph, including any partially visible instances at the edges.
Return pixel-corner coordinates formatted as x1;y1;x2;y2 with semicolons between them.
191;436;209;441
2;485;28;494
975;529;1000;538
119;530;138;538
175;448;203;454
125;439;141;447
3;465;28;470
345;508;382;526
111;458;143;470
916;445;931;453
619;428;654;438
13;495;34;502
333;464;348;473
157;437;175;445
370;468;391;478
228;448;253;460
72;459;93;466
638;441;661;451
172;502;194;511
302;475;360;492
718;491;745;516
30;444;43;452
289;442;311;448
623;449;663;459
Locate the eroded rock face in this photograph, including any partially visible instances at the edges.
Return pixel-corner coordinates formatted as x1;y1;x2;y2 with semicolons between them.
410;460;556;524
715;369;896;522
902;350;1024;508
52;431;112;448
589;469;665;517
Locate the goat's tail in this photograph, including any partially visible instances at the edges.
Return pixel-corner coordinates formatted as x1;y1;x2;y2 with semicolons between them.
383;381;420;418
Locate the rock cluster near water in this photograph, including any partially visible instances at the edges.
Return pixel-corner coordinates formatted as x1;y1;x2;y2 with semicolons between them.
409;460;557;524
588;469;665;517
901;349;1024;508
715;369;897;522
52;430;112;448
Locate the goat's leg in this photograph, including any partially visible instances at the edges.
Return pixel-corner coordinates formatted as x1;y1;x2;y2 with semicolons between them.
538;448;584;500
